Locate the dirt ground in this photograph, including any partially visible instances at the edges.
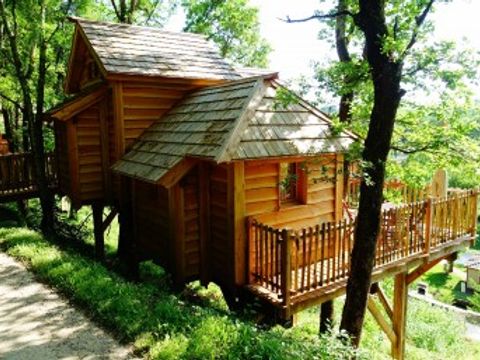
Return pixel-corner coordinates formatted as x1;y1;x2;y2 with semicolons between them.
0;252;137;360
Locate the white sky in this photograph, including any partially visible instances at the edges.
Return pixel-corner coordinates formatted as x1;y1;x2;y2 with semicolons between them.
167;0;480;82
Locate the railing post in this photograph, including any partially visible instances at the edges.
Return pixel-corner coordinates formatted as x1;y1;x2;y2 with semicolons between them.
472;190;479;245
247;217;255;284
424;197;433;255
281;229;292;316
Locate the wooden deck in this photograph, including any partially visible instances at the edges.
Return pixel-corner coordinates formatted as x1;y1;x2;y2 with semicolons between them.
246;191;478;318
0;153;57;202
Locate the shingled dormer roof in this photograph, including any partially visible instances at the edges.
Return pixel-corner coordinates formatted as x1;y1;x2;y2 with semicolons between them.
65;18;241;92
112;76;353;183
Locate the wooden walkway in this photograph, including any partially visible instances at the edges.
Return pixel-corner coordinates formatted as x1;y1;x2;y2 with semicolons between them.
246;191;478;318
0;153;57;202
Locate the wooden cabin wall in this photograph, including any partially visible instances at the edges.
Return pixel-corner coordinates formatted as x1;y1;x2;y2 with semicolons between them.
75;103;103;201
132;180;170;267
181;167;201;279
245;162;279;217
54;121;71;195
208;164;231;285
121;82;187;150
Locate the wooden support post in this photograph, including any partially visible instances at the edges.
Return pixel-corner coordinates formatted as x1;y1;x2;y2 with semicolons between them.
233;162;246;287
392;272;408;360
281;229;292;318
92;202;105;262
319;300;334;334
198;162;210;286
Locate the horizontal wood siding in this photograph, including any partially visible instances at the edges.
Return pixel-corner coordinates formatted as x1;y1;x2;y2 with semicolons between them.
246;156;338;231
245;162;279;216
75;104;103;201
121;82;186;150
134;181;170;266
181;168;201;279
305;159;336;223
209;164;229;281
54;121;70;195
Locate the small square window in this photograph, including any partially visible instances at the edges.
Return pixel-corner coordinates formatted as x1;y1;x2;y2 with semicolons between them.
279;162;306;206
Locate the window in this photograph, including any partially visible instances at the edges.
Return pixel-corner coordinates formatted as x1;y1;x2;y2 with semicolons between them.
279;162;306;205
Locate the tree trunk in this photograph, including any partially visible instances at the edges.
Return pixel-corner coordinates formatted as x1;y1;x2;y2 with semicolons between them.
340;2;403;345
1;106;16;152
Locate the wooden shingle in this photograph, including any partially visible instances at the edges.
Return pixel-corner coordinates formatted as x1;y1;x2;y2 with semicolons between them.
73;18;241;81
112;77;354;183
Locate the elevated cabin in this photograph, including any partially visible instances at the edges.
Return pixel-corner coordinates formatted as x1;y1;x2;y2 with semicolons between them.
48;18;242;208
47;19;478;360
112;76;352;294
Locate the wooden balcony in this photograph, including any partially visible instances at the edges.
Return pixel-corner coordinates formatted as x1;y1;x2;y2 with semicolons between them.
246;191;478;319
0;152;57;202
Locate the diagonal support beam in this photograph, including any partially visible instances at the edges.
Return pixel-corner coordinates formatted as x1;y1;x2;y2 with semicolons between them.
367;296;397;345
406;257;444;285
102;207;118;232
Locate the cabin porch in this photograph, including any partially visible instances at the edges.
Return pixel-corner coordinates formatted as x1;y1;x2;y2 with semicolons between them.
245;190;478;319
0;152;57;202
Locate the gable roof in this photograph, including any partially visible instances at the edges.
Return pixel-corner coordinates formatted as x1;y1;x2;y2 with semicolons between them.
68;18;240;82
112;76;353;183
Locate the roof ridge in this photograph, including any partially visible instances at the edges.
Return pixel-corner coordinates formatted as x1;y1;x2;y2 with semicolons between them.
215;78;268;163
68;16;207;39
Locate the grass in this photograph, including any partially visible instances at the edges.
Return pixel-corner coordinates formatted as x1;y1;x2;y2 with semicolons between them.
1;214;480;359
0;227;359;360
417;264;468;305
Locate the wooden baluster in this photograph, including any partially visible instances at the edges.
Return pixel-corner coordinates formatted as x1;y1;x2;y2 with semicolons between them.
265;226;271;290
326;222;331;285
294;233;299;293
281;229;292;312
320;223;325;286
425;198;433;255
269;227;274;290
341;220;346;278
307;227;313;291
314;224;319;287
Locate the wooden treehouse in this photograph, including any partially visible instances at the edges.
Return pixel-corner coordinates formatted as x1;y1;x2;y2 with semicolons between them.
27;18;476;359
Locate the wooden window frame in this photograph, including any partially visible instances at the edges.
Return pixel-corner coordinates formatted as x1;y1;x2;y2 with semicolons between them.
279;161;307;207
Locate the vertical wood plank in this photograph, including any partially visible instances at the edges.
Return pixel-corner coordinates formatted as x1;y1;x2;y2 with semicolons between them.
198;162;210;286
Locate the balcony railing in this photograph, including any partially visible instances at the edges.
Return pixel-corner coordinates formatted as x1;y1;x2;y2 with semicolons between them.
0;152;57;199
247;191;478;312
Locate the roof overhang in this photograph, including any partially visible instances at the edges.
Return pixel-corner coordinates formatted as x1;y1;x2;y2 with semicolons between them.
46;85;108;121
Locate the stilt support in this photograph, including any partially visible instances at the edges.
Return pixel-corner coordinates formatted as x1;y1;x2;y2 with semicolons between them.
319;300;334;333
392;272;408;360
92;202;105;262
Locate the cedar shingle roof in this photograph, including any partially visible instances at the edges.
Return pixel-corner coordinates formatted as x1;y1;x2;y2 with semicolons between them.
112;76;353;183
72;18;241;80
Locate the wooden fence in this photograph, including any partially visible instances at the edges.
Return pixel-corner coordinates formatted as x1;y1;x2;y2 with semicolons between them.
347;178;428;208
248;191;478;306
0;152;57;198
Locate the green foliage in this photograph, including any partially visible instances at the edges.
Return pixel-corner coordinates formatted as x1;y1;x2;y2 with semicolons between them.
0;227;359;360
182;0;271;67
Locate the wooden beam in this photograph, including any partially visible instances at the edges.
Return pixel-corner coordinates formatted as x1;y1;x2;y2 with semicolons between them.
49;86;108;121
198;162;210;286
158;158;198;188
367;296;397;345
99;96;111;202
406;257;443;285
66;119;80;208
233;162;246;286
376;285;394;321
92;202;105;262
112;82;125;161
392;272;408;360
102;207;118;232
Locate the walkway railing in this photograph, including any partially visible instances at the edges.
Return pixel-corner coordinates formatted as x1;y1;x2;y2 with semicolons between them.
0;152;57;199
247;191;478;308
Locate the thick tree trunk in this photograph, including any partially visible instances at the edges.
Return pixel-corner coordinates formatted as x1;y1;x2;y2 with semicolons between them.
340;1;403;345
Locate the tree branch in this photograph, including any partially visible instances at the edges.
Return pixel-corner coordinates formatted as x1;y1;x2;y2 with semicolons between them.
110;0;121;22
401;0;436;58
282;10;357;24
0;91;22;109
